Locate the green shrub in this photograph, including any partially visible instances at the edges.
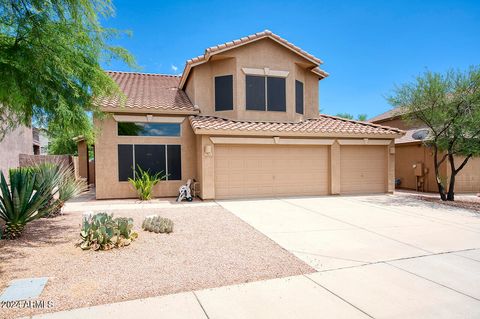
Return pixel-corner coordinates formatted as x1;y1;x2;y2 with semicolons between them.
142;215;174;234
78;212;138;251
50;167;88;217
33;164;88;218
128;166;166;200
0;168;56;239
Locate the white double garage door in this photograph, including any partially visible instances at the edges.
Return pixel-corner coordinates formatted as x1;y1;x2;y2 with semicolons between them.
214;144;387;199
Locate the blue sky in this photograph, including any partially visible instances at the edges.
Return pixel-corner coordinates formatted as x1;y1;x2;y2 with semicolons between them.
103;0;480;119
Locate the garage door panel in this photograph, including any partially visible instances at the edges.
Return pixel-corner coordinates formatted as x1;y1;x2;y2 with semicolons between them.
215;145;329;199
340;145;387;194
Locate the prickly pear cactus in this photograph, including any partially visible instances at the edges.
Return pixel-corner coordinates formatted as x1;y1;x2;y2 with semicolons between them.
142;215;174;234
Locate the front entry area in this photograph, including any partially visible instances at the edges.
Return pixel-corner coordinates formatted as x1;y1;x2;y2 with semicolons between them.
214;145;330;199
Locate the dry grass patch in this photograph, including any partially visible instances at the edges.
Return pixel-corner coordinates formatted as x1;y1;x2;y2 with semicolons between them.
0;205;313;318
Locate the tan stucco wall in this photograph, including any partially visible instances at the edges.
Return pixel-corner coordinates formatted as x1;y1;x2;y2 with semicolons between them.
184;38;320;123
77;140;88;180
94;114;197;199
448;156;480;193
395;143;480;193
0;125;33;180
395;144;446;192
196;136;395;199
388;140;396;193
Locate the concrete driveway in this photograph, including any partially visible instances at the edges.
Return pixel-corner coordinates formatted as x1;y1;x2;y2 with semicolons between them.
218;194;480;318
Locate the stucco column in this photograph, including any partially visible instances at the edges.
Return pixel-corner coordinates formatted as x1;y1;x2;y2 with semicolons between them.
200;135;215;199
77;140;89;182
387;141;395;193
330;141;341;194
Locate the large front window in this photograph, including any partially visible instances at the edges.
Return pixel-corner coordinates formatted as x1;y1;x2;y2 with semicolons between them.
246;75;286;112
118;122;181;137
117;144;182;181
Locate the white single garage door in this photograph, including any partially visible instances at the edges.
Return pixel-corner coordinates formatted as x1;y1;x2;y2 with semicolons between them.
215;145;329;199
340;145;387;194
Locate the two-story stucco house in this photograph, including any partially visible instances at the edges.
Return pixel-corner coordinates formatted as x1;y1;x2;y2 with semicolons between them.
94;30;404;200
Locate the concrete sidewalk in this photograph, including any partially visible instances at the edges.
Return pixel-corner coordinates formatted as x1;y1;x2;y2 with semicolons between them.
25;250;480;319
28;274;370;319
21;194;480;318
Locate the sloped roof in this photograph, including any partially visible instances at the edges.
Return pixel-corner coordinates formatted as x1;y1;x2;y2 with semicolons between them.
190;115;404;137
179;30;329;89
97;71;196;113
396;127;431;144
369;107;408;123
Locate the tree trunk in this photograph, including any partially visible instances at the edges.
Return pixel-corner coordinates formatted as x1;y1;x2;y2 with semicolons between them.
447;153;456;201
447;174;455;201
433;146;447;201
446;154;473;202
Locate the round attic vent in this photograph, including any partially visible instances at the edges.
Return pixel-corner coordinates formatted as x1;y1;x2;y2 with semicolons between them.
412;129;429;140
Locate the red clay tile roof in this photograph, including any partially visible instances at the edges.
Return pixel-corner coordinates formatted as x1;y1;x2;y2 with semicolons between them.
190;115;404;136
179;30;329;88
98;71;196;113
203;30;322;64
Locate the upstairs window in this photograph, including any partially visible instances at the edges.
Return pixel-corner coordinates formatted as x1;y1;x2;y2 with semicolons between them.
246;75;286;112
118;122;181;137
246;75;266;110
215;75;233;111
295;80;304;114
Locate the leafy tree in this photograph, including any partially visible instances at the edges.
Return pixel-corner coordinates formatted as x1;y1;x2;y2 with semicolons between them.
0;0;135;141
389;67;480;201
335;112;354;120
47;126;90;156
335;113;368;121
357;113;368;121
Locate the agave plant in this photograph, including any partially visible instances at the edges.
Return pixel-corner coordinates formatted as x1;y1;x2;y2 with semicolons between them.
128;166;166;200
0;168;53;239
46;166;88;218
33;163;64;217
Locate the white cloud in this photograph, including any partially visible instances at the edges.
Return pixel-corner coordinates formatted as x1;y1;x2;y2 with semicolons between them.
171;64;178;72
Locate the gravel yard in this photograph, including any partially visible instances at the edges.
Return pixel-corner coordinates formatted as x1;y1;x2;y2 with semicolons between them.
0;205;313;318
418;195;480;213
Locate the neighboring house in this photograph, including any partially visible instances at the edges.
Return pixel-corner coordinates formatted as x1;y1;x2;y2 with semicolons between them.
370;109;480;193
0;124;34;179
94;30;403;200
33;127;49;155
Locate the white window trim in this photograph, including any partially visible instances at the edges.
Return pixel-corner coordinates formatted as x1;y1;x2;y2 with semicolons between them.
242;67;289;78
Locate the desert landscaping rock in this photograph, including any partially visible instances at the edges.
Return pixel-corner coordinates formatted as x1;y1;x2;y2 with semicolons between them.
0;205;313;318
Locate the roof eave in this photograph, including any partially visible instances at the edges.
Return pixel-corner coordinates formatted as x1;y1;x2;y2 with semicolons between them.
101;107;199;115
179;32;325;89
395;140;423;145
190;128;404;139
